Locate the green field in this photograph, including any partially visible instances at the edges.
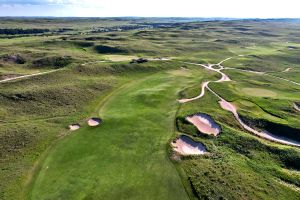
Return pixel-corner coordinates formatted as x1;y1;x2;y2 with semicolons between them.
28;70;201;199
0;18;300;200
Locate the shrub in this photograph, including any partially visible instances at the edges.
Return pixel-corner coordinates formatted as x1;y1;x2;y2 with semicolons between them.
32;56;72;69
94;45;126;54
2;54;26;64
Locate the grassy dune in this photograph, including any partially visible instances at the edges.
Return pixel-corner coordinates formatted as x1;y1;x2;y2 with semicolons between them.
1;18;300;200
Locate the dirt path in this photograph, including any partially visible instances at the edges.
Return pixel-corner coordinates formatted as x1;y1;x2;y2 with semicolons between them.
0;69;60;84
266;74;300;86
225;67;300;86
219;99;300;147
179;58;231;103
180;57;300;147
178;81;208;103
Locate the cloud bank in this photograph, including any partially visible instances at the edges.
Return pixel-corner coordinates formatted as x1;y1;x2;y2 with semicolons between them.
0;0;300;18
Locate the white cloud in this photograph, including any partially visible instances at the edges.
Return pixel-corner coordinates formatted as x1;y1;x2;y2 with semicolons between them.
0;0;300;18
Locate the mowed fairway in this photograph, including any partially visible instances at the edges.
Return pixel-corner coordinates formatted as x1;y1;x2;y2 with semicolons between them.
28;69;201;200
241;87;278;97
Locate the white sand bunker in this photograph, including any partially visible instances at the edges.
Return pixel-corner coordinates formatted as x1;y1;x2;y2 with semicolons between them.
87;118;102;127
186;113;221;136
69;124;80;131
172;135;207;155
294;103;300;112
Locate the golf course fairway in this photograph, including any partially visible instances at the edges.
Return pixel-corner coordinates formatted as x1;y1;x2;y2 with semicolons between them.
27;69;202;200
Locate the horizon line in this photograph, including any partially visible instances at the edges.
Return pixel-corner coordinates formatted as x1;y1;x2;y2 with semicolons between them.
1;16;300;19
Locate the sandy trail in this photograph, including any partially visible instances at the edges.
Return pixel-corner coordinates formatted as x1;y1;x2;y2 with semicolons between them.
266;74;300;86
178;81;208;103
178;59;231;103
1;57;170;84
225;67;265;75
219;99;300;147
179;56;300;147
0;69;59;84
225;67;300;86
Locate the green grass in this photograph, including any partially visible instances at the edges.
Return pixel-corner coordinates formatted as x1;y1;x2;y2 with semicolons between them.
1;18;300;200
27;69;206;200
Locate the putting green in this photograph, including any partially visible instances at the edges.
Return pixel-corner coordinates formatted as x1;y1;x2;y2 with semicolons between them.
27;70;202;200
103;54;137;62
241;87;277;97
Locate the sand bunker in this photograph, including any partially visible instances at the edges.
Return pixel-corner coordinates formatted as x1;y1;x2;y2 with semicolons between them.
69;124;80;131
282;68;292;72
87;117;102;127
186;113;221;136
172;135;207;155
294;103;300;112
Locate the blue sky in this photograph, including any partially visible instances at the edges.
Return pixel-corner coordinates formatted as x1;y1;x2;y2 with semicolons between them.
0;0;299;18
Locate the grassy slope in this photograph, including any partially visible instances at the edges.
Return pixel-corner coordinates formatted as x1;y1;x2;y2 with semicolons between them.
176;90;300;199
1;18;300;200
27;69;206;200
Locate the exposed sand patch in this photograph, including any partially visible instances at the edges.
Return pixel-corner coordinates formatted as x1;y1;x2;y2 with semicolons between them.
241;88;277;97
276;179;300;192
69;124;80;131
186;113;221;136
180;67;189;70
282;67;292;72
172;135;207;155
219;99;237;113
294;103;300;112
87;118;102;127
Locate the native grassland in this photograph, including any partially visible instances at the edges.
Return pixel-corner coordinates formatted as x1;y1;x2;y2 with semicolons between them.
0;18;299;200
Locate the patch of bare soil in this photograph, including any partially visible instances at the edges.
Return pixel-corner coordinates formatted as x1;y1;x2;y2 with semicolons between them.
282;67;292;72
294;103;300;112
69;124;80;131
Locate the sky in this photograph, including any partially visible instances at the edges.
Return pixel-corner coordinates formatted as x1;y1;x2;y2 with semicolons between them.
0;0;300;18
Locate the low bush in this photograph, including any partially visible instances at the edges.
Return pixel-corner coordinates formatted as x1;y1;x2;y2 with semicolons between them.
32;56;73;69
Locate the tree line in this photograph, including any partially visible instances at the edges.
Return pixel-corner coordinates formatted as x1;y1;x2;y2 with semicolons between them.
0;28;50;35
